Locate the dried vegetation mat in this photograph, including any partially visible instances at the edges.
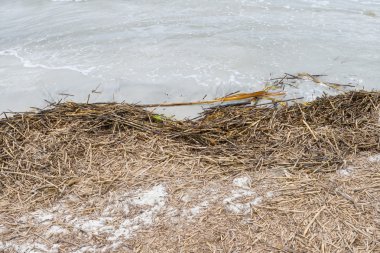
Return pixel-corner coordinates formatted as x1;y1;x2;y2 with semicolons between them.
0;91;379;252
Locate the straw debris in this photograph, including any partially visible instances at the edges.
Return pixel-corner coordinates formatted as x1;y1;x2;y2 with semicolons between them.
0;90;379;252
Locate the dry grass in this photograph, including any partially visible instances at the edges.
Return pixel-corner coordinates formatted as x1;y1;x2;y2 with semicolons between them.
133;157;379;252
0;91;379;252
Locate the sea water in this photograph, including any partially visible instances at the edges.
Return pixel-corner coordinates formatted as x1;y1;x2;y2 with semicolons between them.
0;0;379;118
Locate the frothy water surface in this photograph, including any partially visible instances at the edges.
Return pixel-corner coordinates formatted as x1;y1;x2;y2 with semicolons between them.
1;0;379;118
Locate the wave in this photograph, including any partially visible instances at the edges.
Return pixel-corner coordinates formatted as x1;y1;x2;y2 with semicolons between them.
0;49;95;76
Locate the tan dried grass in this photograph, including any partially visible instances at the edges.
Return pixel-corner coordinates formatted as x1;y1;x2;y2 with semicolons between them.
0;91;379;252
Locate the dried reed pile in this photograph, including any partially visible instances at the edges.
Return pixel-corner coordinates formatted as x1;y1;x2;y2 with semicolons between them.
0;91;379;252
170;91;380;171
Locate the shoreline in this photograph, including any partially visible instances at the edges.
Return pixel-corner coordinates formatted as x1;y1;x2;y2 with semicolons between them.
0;91;379;252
